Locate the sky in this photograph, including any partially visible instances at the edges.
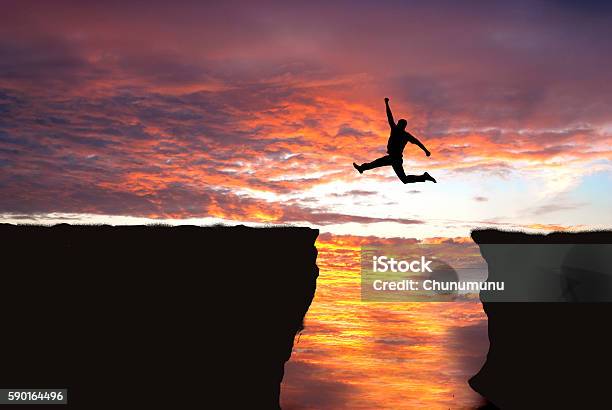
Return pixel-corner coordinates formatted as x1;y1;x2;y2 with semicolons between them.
1;0;611;238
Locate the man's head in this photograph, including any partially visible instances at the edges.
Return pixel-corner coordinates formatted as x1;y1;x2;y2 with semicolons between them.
397;119;407;130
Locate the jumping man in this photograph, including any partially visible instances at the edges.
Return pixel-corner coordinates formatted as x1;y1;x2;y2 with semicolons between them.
353;98;436;184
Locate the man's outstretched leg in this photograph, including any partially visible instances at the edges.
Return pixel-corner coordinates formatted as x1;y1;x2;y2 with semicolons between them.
353;155;393;174
391;160;437;184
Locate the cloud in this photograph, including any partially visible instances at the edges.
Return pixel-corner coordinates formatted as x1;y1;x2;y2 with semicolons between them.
330;190;377;197
0;1;610;231
529;202;586;216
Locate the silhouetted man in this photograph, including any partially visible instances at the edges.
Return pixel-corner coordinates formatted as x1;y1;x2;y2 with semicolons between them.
353;98;436;184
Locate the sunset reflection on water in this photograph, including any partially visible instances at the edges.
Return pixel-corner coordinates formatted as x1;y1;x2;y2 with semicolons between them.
282;234;489;409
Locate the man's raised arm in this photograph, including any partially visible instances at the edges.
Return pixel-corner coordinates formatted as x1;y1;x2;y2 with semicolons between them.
384;97;395;127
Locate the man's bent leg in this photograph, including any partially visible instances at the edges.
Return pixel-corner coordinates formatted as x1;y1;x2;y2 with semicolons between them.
391;160;426;184
360;155;393;171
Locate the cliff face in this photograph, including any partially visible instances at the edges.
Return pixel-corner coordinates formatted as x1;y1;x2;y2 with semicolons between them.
0;224;319;409
469;229;612;409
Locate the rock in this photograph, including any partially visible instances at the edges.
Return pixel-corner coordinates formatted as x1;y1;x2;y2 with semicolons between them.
0;224;319;409
469;229;612;409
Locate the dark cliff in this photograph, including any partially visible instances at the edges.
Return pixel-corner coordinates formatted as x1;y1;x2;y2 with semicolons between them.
0;224;319;409
469;229;612;409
